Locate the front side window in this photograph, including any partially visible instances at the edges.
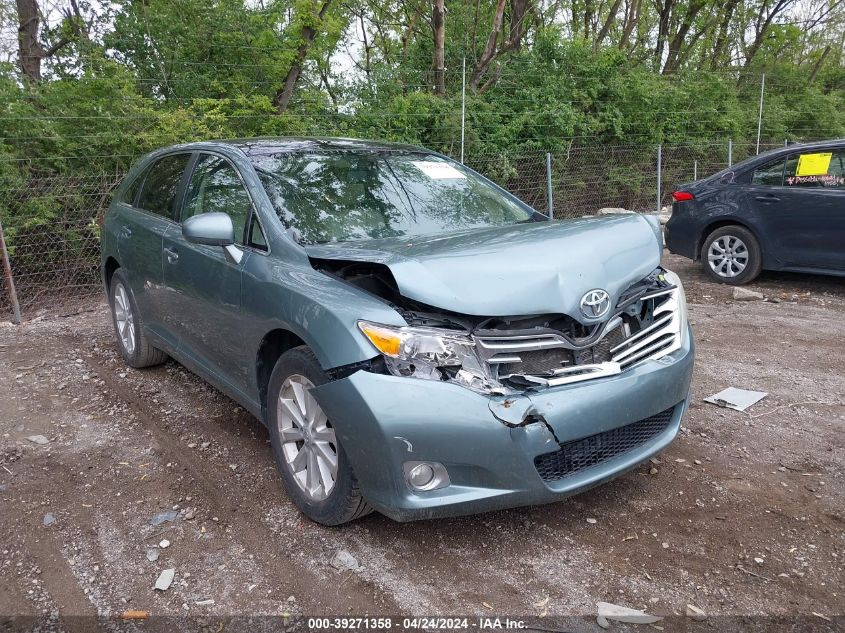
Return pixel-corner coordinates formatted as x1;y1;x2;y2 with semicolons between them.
751;158;785;186
784;149;845;189
136;154;190;218
183;154;252;243
252;151;534;244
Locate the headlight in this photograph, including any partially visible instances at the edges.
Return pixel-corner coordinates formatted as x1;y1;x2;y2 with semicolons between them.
660;269;689;348
357;321;497;391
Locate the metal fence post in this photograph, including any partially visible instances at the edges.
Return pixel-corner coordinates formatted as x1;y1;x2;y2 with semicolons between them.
545;152;553;219
755;73;765;155
728;139;733;167
0;215;22;324
694;160;698;181
656;144;662;214
460;57;466;164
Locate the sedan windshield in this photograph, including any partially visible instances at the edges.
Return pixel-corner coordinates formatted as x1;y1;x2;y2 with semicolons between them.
252;151;534;243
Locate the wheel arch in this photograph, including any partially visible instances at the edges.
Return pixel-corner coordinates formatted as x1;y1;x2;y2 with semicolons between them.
103;256;121;293
256;328;308;420
696;219;764;263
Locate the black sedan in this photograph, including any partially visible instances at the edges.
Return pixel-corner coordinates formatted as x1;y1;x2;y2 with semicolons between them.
665;139;845;285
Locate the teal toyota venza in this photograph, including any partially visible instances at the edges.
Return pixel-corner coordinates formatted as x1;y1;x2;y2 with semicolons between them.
101;138;694;525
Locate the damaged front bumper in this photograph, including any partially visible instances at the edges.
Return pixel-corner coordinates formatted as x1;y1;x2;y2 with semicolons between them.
311;327;694;521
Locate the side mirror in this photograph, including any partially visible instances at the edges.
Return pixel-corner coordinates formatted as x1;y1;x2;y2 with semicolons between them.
182;212;235;246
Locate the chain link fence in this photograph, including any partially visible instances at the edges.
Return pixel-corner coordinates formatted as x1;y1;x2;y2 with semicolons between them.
468;141;786;220
0;139;789;320
0;171;122;318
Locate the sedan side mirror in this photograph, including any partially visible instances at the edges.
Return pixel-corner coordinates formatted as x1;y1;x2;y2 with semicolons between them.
182;212;235;246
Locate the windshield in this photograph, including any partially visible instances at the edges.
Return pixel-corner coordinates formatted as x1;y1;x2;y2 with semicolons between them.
252;150;534;243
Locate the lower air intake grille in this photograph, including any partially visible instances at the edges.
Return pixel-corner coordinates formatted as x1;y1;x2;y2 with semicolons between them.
534;406;676;483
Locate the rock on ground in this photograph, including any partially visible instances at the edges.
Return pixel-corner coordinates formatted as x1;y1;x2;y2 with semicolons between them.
733;287;764;301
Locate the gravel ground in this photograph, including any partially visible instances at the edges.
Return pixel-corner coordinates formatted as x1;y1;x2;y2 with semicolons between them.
1;253;843;632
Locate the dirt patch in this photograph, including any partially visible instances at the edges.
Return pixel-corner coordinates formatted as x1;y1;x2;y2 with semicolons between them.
1;253;843;628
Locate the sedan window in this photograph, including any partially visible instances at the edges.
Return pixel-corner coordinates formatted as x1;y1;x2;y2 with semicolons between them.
183;154;251;243
136;153;191;218
784;149;845;189
751;158;786;186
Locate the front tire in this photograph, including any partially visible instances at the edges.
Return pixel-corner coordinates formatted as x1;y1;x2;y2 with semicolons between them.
700;225;762;285
109;269;168;368
267;346;372;526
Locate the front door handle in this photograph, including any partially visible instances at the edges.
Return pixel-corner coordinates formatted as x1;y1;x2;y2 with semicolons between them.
119;226;133;238
754;195;780;203
163;247;179;263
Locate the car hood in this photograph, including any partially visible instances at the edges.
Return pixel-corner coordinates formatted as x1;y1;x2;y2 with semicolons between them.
304;214;663;324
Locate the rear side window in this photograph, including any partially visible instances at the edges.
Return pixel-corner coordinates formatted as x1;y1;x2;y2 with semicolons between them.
784;149;845;189
137;154;191;218
751;158;785;186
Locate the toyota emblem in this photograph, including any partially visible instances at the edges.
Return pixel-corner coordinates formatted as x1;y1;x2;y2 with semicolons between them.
580;289;611;319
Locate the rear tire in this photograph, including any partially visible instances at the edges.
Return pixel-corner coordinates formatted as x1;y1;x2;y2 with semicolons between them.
109;269;168;368
700;225;762;285
267;346;373;526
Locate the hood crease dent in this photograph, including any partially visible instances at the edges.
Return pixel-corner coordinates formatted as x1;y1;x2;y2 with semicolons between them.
304;215;663;324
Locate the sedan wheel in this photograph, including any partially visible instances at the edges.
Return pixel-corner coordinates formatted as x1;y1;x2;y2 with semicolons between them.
112;281;137;356
277;374;338;502
707;234;749;279
700;225;762;285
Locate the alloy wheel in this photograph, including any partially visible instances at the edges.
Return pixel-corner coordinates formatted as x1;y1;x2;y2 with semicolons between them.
707;234;749;278
113;282;136;355
277;374;338;501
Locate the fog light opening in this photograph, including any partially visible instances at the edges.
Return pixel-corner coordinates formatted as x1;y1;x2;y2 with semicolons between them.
409;463;435;488
403;461;450;492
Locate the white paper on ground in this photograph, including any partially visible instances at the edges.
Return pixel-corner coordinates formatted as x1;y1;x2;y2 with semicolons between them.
704;387;768;412
411;160;466;179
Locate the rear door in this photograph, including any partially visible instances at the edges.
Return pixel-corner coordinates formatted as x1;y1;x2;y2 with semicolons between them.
744;149;845;270
116;153;191;350
161;152;255;397
775;147;845;270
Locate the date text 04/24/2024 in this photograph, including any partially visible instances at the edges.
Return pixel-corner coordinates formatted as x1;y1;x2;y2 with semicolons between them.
307;617;531;630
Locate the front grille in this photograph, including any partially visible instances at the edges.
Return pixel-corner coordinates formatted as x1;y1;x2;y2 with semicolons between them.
609;296;678;369
479;321;627;377
534;406;676;483
473;287;682;389
500;348;574;375
574;324;626;365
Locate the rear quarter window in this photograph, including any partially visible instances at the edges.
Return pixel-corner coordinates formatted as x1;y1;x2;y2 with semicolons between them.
136;153;191;218
120;168;147;206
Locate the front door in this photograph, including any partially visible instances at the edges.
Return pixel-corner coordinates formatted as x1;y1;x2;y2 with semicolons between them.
161;153;255;396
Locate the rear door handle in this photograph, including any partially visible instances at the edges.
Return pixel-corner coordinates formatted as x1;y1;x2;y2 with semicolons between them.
163;247;179;263
755;195;780;203
119;226;133;238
